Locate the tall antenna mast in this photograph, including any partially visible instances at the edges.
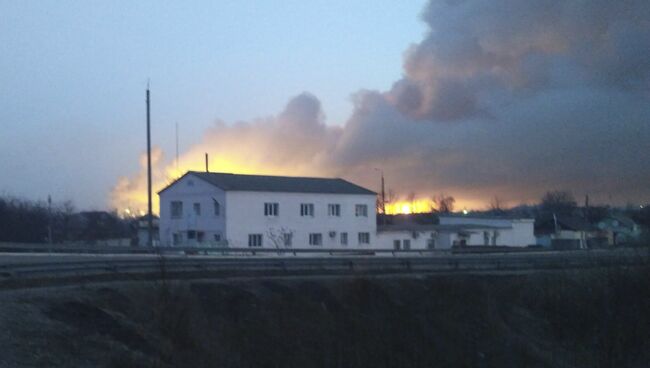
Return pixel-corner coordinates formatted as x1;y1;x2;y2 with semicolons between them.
146;81;153;247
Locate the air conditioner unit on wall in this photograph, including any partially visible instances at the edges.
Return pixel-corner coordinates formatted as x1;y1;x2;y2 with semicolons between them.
329;231;337;238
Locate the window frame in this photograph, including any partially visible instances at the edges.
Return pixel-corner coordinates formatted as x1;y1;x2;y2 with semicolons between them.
309;233;323;246
193;202;201;216
328;204;341;217
264;202;279;217
248;233;263;247
355;204;368;217
340;232;348;246
171;201;183;218
300;203;314;217
283;232;293;247
358;232;370;244
213;199;221;216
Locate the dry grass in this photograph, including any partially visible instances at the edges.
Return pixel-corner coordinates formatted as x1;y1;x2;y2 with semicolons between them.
3;264;649;368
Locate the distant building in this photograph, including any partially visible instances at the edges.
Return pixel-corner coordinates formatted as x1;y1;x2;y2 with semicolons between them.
377;215;536;249
595;213;641;246
158;171;376;247
137;214;160;246
535;215;596;249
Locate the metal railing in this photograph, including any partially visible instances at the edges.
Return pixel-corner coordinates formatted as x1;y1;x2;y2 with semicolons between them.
0;247;646;281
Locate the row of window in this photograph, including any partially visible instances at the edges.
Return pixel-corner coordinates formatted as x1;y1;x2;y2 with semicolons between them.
265;202;368;218
172;231;222;245
171;199;220;218
248;232;370;247
170;200;368;219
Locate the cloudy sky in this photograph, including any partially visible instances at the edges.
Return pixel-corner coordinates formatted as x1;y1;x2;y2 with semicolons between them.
1;0;649;213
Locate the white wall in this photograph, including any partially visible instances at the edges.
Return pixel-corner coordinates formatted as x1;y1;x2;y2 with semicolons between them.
225;191;377;248
439;216;535;246
159;174;227;246
377;218;536;250
375;230;438;250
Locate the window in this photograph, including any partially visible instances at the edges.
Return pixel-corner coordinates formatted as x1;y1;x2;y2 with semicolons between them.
300;203;314;217
340;232;348;246
355;204;368;217
264;202;279;216
172;233;181;245
171;201;183;218
283;232;293;247
358;232;370;244
403;239;411;250
328;204;341;217
248;234;263;247
213;199;221;216
193;202;201;216
393;240;401;250
309;233;322;246
197;231;205;243
427;238;436;249
214;233;222;242
187;230;196;240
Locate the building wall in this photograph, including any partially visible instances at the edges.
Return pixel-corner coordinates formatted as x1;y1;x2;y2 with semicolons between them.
159;174;227;246
377;221;536;250
224;191;377;248
375;230;438;250
439;217;535;246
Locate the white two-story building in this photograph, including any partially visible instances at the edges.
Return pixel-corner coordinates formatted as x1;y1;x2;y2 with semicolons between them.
158;171;377;248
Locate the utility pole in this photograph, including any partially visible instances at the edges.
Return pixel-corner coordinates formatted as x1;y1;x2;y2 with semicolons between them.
205;153;209;172
374;168;386;225
146;83;153;247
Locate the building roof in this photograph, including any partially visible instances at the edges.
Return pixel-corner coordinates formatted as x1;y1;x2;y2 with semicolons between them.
378;223;511;233
159;171;376;195
535;215;596;234
438;213;534;221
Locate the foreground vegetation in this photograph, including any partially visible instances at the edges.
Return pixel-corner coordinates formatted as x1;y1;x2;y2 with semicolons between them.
4;264;644;368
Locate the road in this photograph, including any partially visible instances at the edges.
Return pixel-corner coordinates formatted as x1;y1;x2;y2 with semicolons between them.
0;248;646;287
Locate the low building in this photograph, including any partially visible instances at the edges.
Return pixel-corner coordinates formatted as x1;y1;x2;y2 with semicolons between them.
535;215;596;249
158;171;377;248
595;213;641;246
377;215;536;250
136;214;160;246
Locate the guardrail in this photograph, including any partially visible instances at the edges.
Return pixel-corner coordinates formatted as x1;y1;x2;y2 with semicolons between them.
0;248;646;282
0;242;566;256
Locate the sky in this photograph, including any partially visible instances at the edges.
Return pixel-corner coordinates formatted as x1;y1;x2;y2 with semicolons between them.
1;0;649;214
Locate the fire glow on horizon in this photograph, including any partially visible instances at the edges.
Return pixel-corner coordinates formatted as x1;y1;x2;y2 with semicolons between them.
113;152;479;217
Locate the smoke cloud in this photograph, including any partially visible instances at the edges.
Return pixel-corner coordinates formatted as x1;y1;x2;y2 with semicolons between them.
111;0;650;214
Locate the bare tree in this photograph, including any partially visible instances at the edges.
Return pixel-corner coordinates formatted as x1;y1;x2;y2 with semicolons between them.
386;189;397;204
432;193;455;213
540;190;577;215
489;196;505;213
376;196;383;214
266;227;293;249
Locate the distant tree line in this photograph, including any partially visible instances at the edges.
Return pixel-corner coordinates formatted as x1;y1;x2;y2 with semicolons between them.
378;189;650;230
0;196;133;243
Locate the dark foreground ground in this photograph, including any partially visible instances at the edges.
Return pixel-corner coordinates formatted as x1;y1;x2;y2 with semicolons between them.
1;266;649;368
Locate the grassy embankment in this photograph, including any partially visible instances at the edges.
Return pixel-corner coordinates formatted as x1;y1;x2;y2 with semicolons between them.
6;259;650;368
